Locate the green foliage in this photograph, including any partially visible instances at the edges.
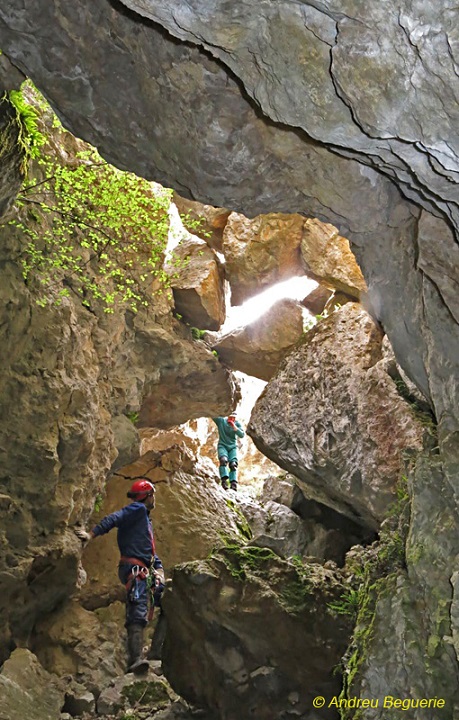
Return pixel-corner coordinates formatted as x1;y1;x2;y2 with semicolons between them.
328;588;360;618
224;497;253;540
3;83;174;313
93;493;103;514
121;680;169;706
126;411;139;425
337;474;412;716
7;85;46;167
190;326;207;340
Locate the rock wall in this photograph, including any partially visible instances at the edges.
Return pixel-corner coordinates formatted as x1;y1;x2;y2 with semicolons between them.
0;96;239;664
1;2;459;716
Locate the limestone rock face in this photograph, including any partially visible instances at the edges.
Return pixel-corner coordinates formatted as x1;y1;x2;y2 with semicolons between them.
301;285;333;316
0;104;239;658
345;451;459;715
249;304;425;529
168;238;226;330
0;649;64;720
162;549;352;720
33;601;126;694
301;218;367;299
172;193;230;253
0;98;25;218
222;212;304;305
211;299;306;381
79;439;245;610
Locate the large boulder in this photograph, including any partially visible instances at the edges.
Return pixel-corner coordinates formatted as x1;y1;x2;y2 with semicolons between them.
167;238;226;330
162;547;353;720
33;601;126;695
211;298;306;381
301;218;367;299
249;304;425;530
222;212;304;305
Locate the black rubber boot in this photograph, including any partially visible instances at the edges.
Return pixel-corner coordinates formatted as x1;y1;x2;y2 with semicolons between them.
230;481;238;491
127;624;149;674
221;478;229;490
147;613;167;661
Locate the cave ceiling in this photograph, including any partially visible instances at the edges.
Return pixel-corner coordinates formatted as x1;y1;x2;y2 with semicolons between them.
0;0;458;436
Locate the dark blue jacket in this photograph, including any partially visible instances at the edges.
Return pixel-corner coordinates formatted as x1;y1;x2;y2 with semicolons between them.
92;501;162;569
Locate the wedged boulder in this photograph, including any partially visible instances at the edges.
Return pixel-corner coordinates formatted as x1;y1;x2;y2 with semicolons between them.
0;649;65;720
222;212;305;305
249;304;425;530
172;192;230;253
211;298;306;381
301;218;367;299
168;238;226;330
302;285;333;316
162;546;352;720
137;325;240;429
238;497;352;563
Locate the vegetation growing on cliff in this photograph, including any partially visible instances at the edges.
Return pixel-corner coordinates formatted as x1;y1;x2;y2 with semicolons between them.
337;475;411;718
3;81;201;313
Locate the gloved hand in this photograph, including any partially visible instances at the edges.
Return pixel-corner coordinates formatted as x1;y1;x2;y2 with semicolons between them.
74;528;93;543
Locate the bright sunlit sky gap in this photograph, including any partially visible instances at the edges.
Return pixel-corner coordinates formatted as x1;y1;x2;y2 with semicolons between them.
167;201;317;333
221;276;317;333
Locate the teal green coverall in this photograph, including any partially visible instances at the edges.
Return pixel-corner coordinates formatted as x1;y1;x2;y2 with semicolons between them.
213;416;245;483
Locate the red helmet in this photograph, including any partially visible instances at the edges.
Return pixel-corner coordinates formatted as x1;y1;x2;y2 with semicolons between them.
127;478;154;501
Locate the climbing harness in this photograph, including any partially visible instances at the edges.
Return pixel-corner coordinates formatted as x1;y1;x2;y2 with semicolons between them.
120;558;163;621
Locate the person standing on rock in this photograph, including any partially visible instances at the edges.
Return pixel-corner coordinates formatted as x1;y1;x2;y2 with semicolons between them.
75;478;165;674
213;412;245;491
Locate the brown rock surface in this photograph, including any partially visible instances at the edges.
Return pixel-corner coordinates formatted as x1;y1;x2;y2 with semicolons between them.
222;212;305;305
168;238;226;330
301;285;333;316
0;94;239;658
0;649;65;720
162;548;352;720
172;192;230;252
79;441;244;609
211;299;306;381
0;97;25;218
301;218;367;298
249;304;425;529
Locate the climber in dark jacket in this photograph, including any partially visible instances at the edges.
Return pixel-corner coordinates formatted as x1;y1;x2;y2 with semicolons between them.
213;411;245;491
75;478;164;673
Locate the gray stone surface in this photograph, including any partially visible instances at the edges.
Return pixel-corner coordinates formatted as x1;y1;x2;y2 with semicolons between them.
162;549;352;720
249;305;425;529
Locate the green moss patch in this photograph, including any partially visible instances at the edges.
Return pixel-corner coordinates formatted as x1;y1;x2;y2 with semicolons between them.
121;680;169;707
